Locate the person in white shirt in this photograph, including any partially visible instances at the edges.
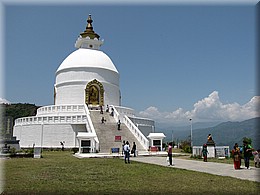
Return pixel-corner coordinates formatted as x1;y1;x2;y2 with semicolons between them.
124;141;130;164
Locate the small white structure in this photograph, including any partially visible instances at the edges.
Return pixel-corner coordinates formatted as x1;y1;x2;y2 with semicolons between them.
77;132;98;154
192;146;203;157
33;147;41;158
192;146;230;158
147;133;166;151
215;146;230;158
207;146;215;158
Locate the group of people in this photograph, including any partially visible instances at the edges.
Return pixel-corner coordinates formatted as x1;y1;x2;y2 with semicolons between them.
122;141;137;164
100;105;109;123
200;139;258;169
99;105;121;130
231;140;258;170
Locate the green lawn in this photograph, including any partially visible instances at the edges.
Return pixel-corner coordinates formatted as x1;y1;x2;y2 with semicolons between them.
3;151;259;194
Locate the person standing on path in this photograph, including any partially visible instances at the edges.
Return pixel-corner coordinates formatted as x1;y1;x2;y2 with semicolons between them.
202;144;208;162
232;143;241;169
253;149;260;168
132;142;137;157
167;142;173;166
243;140;253;169
122;140;125;155
124;141;130;164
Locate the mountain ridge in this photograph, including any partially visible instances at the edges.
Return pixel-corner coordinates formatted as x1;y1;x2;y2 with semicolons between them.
158;117;260;150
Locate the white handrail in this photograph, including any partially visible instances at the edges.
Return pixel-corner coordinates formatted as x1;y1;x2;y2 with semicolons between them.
84;105;95;133
124;115;149;150
110;106;149;150
37;104;85;116
83;105;99;151
114;106;134;117
14;115;87;125
110;105;120;122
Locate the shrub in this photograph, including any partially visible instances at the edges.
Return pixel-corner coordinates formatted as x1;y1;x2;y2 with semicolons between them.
71;147;78;154
183;145;192;153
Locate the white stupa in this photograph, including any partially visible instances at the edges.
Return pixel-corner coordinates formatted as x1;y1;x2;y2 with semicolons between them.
13;15;164;153
55;15;120;106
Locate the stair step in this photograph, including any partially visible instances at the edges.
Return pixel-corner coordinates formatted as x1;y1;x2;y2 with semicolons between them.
89;111;146;153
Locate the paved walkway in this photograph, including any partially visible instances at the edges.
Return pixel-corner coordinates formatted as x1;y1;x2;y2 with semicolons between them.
131;156;260;182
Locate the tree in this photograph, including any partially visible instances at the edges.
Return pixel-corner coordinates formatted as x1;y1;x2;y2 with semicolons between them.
243;137;252;145
179;139;192;153
1;103;39;139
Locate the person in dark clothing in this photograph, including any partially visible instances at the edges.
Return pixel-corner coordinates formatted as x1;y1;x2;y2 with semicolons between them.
100;105;103;114
202;144;209;162
60;142;64;151
167;142;173;166
111;108;114;116
101;117;106;124
106;105;109;112
131;142;137;157
243;140;254;169
117;120;121;130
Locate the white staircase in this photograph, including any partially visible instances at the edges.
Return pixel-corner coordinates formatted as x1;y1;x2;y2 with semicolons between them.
89;110;147;153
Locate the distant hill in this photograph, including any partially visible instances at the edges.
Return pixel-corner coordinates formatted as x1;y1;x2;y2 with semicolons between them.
158;117;260;150
157;121;222;132
1;103;40;123
157;121;222;141
1;103;259;150
1;103;40;140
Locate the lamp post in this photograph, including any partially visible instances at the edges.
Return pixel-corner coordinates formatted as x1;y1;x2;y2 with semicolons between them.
190;118;193;148
171;130;173;144
41;121;44;153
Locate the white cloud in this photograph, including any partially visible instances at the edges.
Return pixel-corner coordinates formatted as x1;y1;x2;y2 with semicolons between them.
0;98;10;104
138;91;260;125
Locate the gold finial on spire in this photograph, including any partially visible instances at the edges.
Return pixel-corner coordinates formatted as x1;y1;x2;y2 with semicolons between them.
86;14;93;30
80;14;100;40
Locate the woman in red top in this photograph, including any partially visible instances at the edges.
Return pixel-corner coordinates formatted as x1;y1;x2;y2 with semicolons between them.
232;143;241;169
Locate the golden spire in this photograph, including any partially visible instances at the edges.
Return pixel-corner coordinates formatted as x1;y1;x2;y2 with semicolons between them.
80;14;100;40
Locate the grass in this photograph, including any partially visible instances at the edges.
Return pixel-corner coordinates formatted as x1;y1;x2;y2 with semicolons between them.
2;151;259;194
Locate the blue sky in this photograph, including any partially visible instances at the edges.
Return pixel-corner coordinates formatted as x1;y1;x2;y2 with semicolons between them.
2;1;259;125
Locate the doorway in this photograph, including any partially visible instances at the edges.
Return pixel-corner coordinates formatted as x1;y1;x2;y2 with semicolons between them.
85;79;104;106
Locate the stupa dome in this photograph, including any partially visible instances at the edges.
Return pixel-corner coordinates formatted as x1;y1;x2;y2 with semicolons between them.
56;48;118;74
